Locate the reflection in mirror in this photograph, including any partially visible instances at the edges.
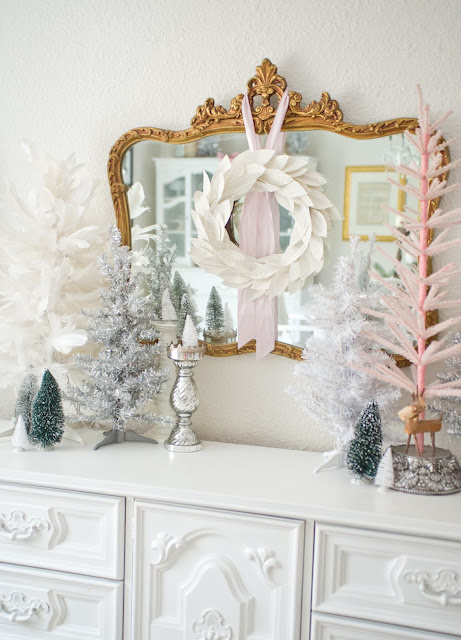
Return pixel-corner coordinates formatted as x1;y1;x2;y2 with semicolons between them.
121;131;414;348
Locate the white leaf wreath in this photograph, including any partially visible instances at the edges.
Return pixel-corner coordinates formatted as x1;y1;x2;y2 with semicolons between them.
189;149;341;300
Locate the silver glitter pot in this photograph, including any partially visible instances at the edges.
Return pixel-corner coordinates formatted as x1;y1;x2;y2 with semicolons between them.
390;445;461;495
164;344;205;453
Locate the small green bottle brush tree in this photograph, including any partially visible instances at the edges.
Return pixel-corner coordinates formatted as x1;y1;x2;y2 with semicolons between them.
346;401;383;482
29;370;65;448
11;369;65;450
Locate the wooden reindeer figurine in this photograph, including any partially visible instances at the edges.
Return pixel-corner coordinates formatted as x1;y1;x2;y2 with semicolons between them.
398;395;442;457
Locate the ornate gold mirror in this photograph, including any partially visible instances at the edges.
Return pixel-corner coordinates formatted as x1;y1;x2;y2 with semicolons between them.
108;59;448;361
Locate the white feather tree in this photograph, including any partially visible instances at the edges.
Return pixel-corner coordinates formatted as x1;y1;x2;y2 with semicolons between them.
0;145;106;388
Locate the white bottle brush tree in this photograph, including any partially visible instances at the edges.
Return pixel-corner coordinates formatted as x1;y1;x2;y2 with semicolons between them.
0;144;106;436
67;226;171;450
161;288;177;322
178;288;200;338
356;88;461;454
289;236;399;471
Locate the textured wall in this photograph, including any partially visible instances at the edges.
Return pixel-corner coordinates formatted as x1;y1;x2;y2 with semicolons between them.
1;0;461;456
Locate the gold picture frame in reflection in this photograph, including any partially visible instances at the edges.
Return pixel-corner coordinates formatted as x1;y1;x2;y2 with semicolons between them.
343;166;406;242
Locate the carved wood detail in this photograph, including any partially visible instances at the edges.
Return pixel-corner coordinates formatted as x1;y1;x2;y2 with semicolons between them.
0;591;49;623
192;609;232;640
0;510;50;541
151;529;217;568
245;546;280;585
404;569;461;606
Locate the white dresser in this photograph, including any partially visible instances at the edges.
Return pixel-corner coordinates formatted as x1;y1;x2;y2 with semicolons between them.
0;431;460;639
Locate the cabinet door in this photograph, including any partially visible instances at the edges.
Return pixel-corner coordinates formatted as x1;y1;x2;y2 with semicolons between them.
132;501;306;640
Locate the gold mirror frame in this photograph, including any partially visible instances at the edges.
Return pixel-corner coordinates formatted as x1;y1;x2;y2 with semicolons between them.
108;58;448;363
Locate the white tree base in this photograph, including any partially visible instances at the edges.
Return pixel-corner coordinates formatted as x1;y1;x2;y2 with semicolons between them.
314;450;347;473
0;420;84;446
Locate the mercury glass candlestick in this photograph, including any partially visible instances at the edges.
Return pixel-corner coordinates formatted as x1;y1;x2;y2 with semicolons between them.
165;341;205;452
152;319;178;441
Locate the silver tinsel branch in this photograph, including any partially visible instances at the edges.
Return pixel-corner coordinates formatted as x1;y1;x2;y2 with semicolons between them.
67;225;170;432
149;224;177;318
428;332;461;436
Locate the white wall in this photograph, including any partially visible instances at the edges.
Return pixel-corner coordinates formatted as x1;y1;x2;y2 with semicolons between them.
1;0;461;456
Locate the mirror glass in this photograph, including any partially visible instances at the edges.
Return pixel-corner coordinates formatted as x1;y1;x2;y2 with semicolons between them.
122;131;418;348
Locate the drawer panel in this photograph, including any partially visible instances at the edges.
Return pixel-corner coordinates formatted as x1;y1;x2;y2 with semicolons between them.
313;524;461;636
0;562;122;639
311;613;454;640
0;484;124;579
132;501;307;640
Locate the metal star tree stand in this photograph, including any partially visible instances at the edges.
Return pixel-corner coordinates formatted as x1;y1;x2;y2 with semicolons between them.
95;427;158;450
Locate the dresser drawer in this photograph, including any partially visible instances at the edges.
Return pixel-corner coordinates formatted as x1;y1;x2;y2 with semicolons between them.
132;501;307;640
0;562;122;639
311;613;455;640
0;484;124;580
313;524;461;637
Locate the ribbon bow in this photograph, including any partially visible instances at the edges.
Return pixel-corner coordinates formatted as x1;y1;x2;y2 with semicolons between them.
238;89;290;359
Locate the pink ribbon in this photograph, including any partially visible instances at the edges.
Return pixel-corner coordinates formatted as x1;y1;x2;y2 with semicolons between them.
217;151;239;161
238;89;289;359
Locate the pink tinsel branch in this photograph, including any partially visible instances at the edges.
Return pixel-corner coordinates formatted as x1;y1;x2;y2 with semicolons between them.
427;208;461;228
353;360;416;394
430;138;455;155
362;327;420;365
381;223;422;258
426;265;461;286
428;110;454;135
423;316;461;340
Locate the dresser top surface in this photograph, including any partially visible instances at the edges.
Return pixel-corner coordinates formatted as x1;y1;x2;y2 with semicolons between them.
0;428;460;541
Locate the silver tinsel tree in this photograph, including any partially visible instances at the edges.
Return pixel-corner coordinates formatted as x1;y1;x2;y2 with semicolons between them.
429;332;461;436
68;226;170;449
289;237;399;457
149;224;177;318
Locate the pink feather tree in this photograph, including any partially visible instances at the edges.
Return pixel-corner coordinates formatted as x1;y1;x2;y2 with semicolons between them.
359;87;461;454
